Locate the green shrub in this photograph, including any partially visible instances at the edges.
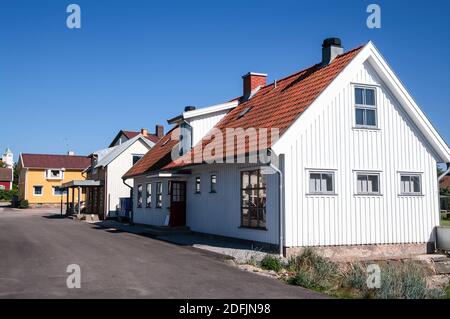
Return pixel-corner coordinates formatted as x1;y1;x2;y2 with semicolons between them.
0;189;17;201
287;249;338;291
260;255;283;272
19;200;29;209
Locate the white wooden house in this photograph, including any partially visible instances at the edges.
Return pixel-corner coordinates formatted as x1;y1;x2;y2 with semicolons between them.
123;39;450;258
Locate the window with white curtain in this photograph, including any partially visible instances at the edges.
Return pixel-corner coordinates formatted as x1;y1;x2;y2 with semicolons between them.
400;174;421;195
356;173;380;195
309;172;335;194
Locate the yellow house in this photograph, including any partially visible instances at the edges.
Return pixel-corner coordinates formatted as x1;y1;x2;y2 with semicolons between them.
17;153;91;207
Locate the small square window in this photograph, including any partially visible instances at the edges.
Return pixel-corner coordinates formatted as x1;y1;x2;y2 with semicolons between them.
195;177;201;193
356;173;380;195
355;87;377;128
33;186;43;196
309;172;335;194
400;174;422;195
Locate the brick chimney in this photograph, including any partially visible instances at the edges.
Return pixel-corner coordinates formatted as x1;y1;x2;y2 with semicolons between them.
242;72;267;98
155;125;164;138
140;128;148;136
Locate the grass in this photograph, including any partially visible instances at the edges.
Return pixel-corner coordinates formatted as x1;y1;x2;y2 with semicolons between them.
260;255;283;272
441;218;450;227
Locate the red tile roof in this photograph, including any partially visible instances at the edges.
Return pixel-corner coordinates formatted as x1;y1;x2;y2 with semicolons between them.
165;45;364;170
440;176;450;189
122;131;161;144
21;154;91;170
123;126;179;179
0;168;13;182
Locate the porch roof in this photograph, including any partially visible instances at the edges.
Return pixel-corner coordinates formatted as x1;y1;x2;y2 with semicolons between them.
62;180;103;188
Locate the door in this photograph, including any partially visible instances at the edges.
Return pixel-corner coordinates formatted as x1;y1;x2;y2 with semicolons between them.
169;181;186;227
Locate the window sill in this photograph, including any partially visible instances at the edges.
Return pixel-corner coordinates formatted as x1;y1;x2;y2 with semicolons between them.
398;194;424;197
194;192;201;195
209;191;217;194
354;193;383;197
306;193;338;196
352;126;380;131
239;226;268;231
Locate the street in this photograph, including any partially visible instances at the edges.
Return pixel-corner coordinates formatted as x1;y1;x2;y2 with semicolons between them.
0;207;323;299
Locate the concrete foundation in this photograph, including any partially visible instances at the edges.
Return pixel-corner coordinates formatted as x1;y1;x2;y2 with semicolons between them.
284;243;433;262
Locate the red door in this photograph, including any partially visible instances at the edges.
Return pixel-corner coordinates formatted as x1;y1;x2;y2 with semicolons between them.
169;181;186;227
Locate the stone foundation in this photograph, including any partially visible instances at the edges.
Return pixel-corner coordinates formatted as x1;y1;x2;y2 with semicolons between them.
284;243;433;262
29;203;62;209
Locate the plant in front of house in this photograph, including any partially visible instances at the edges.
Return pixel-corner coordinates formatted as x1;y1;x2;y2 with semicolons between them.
260;255;284;272
19;199;29;209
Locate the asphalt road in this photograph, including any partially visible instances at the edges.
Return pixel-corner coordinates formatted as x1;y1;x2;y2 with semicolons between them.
0;207;323;299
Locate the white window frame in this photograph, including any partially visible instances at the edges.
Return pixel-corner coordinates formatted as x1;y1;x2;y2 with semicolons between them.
399;173;422;196
308;170;336;195
354;86;378;129
146;183;152;208
355;171;381;195
33;185;43;196
155;181;163;208
136;184;143;208
195;176;201;194
210;174;217;193
45;169;64;180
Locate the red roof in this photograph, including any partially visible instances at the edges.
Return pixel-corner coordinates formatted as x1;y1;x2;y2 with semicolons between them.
122;131;160;144
21;154;91;170
440;176;450;189
165;45;364;170
0;168;13;182
123;44;363;177
123;126;179;179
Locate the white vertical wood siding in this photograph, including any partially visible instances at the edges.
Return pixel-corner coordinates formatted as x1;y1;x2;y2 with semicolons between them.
186;164;279;245
278;61;439;248
188;111;229;146
106;140;151;217
132;176;171;226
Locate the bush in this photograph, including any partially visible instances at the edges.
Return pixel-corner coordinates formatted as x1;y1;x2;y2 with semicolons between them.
0;189;17;201
287;249;338;291
260;255;283;272
19;200;29;209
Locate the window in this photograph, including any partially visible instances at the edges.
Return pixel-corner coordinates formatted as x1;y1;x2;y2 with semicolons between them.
132;154;144;165
195;176;201;193
355;87;377;127
137;184;143;208
53;186;67;196
309;172;335;194
400;174;422;195
156;182;163;208
46;169;63;180
146;183;152;208
33;186;43;196
356;173;380;195
241;170;266;229
210;175;217;193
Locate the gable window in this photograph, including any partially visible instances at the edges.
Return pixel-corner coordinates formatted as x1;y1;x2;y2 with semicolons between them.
146;183;152;208
210;175;217;193
132;154;144;165
356;173;380;195
33;185;43;196
46;169;63;180
400;174;422;195
309;172;335;194
195;176;201;194
355;87;377;127
241;170;266;229
156;182;163;208
53;186;67;196
137;184;143;208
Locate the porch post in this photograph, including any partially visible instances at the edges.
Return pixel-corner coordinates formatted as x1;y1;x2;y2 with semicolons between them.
66;187;69;214
71;187;75;214
77;186;81;215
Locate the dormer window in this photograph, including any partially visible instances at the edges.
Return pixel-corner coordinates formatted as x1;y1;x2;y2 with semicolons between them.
46;169;63;180
355;87;377;128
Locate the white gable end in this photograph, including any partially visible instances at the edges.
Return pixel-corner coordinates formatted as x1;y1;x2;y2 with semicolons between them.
273;43;444;248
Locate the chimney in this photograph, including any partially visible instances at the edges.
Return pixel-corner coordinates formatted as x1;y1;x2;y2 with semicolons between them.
242;72;267;98
140;128;148;136
322;37;344;66
155;125;164;138
184;106;196;112
67;150;75;156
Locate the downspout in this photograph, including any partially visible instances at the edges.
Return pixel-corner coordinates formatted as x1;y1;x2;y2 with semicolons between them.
268;151;284;257
123;177;134;225
437;163;450;183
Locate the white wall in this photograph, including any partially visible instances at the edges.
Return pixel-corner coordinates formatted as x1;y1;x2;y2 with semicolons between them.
106;139;151;217
186;164;280;245
187;111;229;146
276;61;439;248
132;176;171;226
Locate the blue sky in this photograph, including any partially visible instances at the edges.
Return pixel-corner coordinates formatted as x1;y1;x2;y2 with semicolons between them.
1;0;449;161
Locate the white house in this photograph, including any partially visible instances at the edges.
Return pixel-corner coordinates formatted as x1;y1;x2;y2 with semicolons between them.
123;39;450;259
85;128;161;219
